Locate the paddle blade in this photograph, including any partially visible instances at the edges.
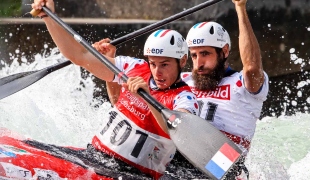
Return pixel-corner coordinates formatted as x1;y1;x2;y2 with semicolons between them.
0;61;72;100
0;70;48;100
162;109;243;180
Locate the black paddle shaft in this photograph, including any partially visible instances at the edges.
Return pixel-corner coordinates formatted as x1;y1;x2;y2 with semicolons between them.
0;0;225;100
38;0;225;86
42;6;166;112
40;2;244;178
41;0;225;112
111;0;224;45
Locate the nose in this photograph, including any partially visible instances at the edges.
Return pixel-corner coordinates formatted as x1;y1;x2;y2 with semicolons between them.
153;66;163;77
195;54;205;70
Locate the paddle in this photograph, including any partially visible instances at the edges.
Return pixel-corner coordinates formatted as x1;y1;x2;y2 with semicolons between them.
38;6;243;180
0;61;71;100
0;0;226;101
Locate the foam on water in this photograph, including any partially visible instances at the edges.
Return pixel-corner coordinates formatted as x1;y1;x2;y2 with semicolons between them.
0;49;309;179
0;49;111;147
247;114;310;179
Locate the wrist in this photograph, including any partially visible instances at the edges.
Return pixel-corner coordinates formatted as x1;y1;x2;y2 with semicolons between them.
39;15;48;19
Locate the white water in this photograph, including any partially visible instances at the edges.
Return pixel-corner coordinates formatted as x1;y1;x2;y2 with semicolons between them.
0;49;309;180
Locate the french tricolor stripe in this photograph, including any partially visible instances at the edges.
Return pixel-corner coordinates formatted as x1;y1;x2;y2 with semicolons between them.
154;29;171;37
193;22;208;29
205;143;240;179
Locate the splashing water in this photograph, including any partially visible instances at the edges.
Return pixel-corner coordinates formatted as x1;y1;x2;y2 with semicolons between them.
0;48;111;147
0;48;309;179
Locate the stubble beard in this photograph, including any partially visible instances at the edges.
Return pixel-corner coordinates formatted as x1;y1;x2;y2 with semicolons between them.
192;55;226;91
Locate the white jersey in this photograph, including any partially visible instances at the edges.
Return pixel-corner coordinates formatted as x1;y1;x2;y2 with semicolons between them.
181;69;269;152
93;56;199;178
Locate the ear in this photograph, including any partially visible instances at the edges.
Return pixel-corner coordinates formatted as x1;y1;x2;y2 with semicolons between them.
222;44;230;58
179;54;188;68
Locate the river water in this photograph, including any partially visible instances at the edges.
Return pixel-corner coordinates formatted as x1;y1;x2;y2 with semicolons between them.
0;14;310;179
0;45;309;179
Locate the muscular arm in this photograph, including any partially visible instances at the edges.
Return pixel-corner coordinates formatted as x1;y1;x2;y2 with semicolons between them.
32;0;115;82
42;18;115;82
234;0;265;93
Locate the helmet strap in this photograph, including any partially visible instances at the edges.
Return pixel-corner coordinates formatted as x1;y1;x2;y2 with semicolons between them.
173;58;182;84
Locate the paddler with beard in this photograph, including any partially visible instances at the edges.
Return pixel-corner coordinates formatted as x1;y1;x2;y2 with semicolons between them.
180;0;269;178
103;17;269;178
94;0;269;179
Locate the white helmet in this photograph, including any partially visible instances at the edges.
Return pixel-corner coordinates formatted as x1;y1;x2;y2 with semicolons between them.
144;29;188;59
186;22;231;50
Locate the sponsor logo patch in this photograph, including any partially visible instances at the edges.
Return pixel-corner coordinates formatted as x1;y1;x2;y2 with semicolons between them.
191;85;230;100
148;146;160;160
146;48;164;54
0;162;32;179
33;168;64;180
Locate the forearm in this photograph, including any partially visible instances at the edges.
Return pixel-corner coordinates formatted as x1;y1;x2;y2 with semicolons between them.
43;17;87;64
106;82;121;106
42;17;115;81
148;104;169;134
236;5;264;91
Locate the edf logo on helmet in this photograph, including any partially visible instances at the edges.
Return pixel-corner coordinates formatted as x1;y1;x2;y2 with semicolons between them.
193;39;205;44
146;48;164;54
187;39;204;46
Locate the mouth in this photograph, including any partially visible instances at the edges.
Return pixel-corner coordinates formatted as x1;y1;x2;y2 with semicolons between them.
197;70;204;74
196;69;208;75
155;79;166;85
195;68;212;75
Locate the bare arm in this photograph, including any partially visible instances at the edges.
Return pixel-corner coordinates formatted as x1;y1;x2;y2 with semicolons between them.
234;0;264;93
93;39;121;105
106;82;122;105
32;0;115;82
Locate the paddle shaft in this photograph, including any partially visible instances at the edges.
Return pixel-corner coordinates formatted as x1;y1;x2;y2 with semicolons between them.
42;7;165;112
32;0;225;78
46;60;72;72
0;0;225;100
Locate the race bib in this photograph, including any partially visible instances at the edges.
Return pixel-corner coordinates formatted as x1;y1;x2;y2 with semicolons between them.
94;108;176;173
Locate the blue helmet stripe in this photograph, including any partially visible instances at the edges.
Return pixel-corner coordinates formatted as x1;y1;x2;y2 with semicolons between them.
193;22;202;29
154;29;164;37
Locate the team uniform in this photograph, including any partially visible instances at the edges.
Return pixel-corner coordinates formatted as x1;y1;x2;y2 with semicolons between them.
92;56;199;179
0;57;199;180
181;68;269;153
1;29;198;180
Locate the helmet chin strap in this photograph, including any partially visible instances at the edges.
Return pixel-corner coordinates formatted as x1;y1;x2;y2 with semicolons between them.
166;58;182;90
173;58;182;85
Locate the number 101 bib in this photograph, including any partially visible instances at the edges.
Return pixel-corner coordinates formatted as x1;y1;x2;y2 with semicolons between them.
92;107;176;178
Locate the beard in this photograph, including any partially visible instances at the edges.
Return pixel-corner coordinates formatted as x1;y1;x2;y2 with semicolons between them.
192;55;226;91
